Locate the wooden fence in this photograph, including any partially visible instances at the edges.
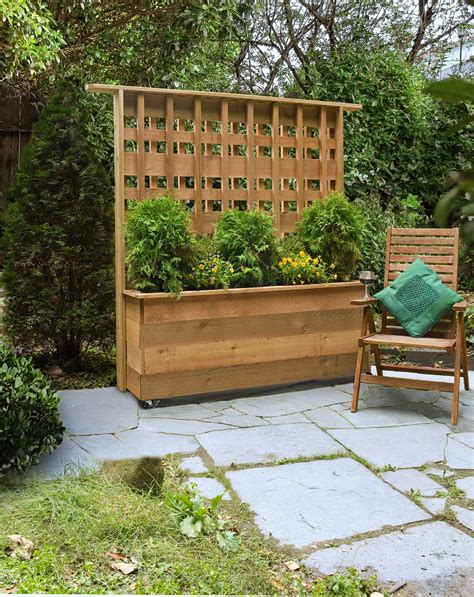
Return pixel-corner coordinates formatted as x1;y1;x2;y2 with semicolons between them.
86;84;361;391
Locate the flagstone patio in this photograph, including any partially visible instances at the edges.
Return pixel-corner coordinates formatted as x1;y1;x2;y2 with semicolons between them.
31;371;474;596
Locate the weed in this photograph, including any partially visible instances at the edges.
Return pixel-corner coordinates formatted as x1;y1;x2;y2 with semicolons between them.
408;489;423;507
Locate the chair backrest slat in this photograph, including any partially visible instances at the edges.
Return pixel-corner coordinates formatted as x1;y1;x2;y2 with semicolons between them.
382;228;459;338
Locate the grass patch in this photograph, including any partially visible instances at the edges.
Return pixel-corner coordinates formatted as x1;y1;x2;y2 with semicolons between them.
0;461;387;595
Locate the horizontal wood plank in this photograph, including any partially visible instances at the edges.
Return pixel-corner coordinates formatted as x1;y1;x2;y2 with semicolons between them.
139;353;357;400
360;373;453;392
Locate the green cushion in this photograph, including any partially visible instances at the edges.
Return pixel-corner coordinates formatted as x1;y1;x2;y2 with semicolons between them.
374;258;462;337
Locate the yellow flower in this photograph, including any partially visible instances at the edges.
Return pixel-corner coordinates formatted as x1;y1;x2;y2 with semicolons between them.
330;263;335;269
292;262;297;268
299;250;305;257
313;258;319;264
333;274;337;279
301;261;306;268
278;261;283;267
282;257;288;264
230;268;234;273
305;256;311;263
198;264;204;270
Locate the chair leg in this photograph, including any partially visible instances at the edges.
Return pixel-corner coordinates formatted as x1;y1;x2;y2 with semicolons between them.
460;316;469;391
352;343;365;413
367;309;383;375
452;315;463;426
372;346;383;376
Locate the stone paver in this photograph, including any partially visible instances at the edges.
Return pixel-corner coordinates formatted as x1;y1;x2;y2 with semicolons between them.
445;435;474;469
138;418;231;435
140;403;216;420
59;387;138;435
74;433;142;460
198;423;343;467
180;456;208;474
381;469;445;497
341;407;433;428
29;437;95;479
231;387;349;417
208;413;269;427
453;506;474;531
264;412;309;425
421;497;446;515
227;458;429;548
304;407;353;428
329;423;450;468
188;477;229;500
456;477;474;500
116;429;198;457
304;522;474;596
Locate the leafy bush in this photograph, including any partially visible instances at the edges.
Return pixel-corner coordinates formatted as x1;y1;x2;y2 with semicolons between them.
214;209;278;287
2;86;114;363
305;47;472;212
356;194;427;293
0;342;64;475
297;192;364;278
125;195;193;295
277;251;336;285
187;255;234;290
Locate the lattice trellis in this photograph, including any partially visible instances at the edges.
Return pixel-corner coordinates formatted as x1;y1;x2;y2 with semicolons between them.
86;84;361;389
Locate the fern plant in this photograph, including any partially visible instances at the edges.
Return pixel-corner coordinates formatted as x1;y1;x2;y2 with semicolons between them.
214;209;278;287
297;192;364;278
124;195;193;295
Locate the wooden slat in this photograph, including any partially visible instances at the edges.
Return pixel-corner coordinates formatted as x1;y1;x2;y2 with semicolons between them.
246;100;255;209
362;333;455;350
221;99;229;210
272;103;281;231
389;244;455;255
139;353;357;401
360;373;453;392
114;89;127;390
296;105;304;214
388;272;453;283
319;107;327;197
335;106;344;190
391;228;455;236
388;263;454;274
166;95;174;192
194;97;202;227
391;236;455;246
382;364;456;377
136;93;145;200
389;254;454;264
136;308;361;348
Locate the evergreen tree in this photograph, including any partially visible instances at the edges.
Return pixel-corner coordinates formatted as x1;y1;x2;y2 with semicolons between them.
3;85;114;363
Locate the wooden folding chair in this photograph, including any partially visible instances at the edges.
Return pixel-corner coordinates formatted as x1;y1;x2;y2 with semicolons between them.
351;228;469;425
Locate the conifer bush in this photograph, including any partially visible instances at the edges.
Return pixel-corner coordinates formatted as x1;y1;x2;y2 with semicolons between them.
214;209;278;287
3;86;114;363
297;192;364;278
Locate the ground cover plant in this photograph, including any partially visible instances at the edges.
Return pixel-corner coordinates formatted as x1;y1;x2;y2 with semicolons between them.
0;341;64;475
0;461;385;596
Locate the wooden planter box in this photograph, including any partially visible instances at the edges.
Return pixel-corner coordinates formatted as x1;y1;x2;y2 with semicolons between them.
124;281;363;402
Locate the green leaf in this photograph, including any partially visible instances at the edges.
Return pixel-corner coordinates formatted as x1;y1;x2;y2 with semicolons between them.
425;79;474;103
216;530;240;553
179;516;202;538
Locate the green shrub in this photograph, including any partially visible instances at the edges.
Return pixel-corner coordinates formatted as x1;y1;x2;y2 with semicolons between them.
2;86;114;363
125;195;194;295
297;192;364;278
214;209;278;287
356;194;427;293
0;341;64;475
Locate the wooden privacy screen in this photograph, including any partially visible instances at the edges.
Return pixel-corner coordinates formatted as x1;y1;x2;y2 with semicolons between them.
86;84;361;390
87;85;361;234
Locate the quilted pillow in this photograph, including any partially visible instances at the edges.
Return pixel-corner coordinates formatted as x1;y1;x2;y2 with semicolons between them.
374;258;462;337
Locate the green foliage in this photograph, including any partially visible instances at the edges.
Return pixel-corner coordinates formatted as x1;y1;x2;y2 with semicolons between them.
0;341;64;475
297;192;364;278
187;255;235;290
465;305;474;346
214;209;278;287
356;194;427;293
305;48;472;213
0;0;64;79
425;77;474;244
277;251;337;285
2;86;114;363
311;566;379;596
124;195;193;295
165;483;239;553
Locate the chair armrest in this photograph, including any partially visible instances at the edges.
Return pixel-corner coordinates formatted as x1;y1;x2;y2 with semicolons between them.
453;301;468;312
351;297;379;306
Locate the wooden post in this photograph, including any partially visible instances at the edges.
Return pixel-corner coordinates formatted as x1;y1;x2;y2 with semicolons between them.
272;103;281;231
194;97;202;227
335;106;344;191
246;100;255;209
319;107;327;198
296;105;304;214
221;99;229;210
114;89;127;390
